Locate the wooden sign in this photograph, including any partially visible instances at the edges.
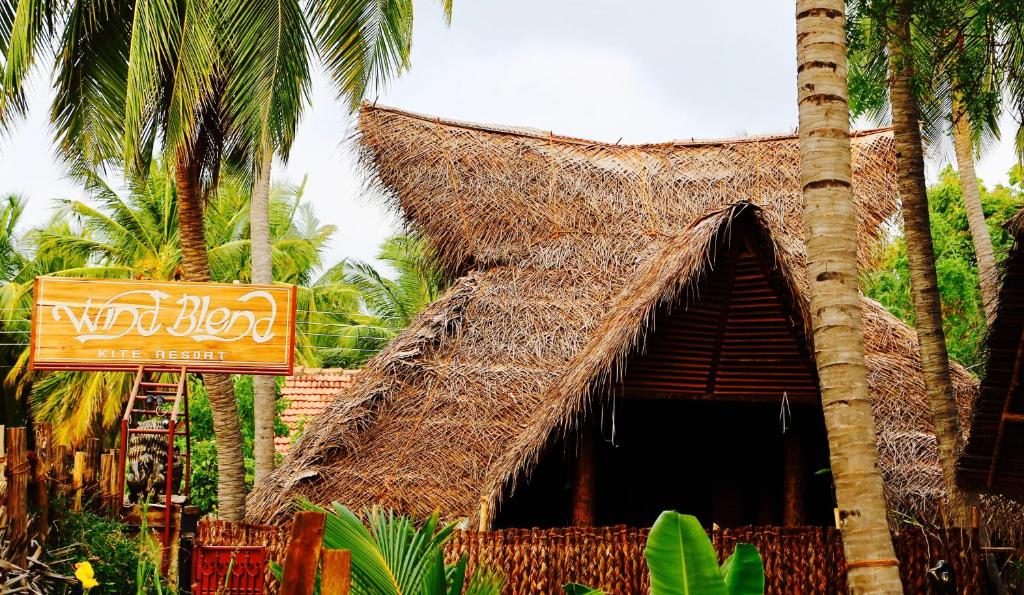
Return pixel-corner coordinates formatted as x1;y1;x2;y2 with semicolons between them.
30;278;296;374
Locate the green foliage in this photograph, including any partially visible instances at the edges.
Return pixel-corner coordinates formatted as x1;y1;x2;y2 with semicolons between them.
50;503;139;594
720;545;765;595
133;500;172;595
291;501;504;595
645;511;763;595
187;375;286;513
569;512;763;595
862;166;1022;371
188;439;221;515
310;233;449;368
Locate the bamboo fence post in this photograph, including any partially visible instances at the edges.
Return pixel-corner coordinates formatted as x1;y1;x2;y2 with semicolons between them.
479;496;489;532
108;448;121;512
85;438;99;484
72;451;85;512
320;549;352;595
0;425;6;502
6;427;28;567
99;454;113;512
280;511;326;595
34;423;51;542
52;445;68;487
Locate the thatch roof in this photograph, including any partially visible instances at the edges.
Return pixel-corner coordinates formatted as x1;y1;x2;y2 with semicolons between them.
248;105;985;528
960;211;1024;498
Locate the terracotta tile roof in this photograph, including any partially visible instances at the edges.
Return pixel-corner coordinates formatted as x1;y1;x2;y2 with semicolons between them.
275;368;359;455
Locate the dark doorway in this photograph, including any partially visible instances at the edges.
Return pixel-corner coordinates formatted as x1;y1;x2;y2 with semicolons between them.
493;397;834;529
492;232;836;530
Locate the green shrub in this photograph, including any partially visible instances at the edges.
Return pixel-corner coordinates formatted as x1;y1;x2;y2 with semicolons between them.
50;503;139;594
189;439;255;515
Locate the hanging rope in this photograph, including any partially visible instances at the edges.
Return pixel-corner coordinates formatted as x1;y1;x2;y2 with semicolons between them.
779;391;791;434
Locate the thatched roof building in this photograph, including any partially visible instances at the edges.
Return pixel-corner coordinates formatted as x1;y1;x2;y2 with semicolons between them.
961;211;1024;498
248;105;983;529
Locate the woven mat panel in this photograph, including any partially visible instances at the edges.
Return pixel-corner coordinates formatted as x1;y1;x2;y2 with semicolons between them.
196;520;990;594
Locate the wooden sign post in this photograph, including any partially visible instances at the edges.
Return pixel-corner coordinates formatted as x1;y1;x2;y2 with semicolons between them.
29;277;298;579
30;277;297;375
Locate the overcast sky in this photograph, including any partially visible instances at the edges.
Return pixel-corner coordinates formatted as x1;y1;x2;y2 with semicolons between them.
1;0;1020;270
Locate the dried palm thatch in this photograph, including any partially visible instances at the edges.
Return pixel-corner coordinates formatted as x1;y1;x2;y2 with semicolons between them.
960;210;1024;499
248;105;1018;536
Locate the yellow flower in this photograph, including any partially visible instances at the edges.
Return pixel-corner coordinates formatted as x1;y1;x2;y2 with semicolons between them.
74;561;99;590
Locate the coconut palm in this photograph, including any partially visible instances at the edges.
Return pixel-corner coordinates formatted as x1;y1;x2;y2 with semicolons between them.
847;3;1010;324
0;0;255;517
221;0;454;484
843;0;975;526
1;0;458;513
343;234;447;333
795;0;904;591
5;166;334;445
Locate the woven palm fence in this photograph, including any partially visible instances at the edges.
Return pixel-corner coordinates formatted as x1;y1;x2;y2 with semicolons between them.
195;520;988;594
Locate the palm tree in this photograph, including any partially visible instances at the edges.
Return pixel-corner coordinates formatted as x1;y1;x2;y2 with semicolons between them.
0;194;47;426
1;0;454;516
4;166;330;445
344;234;447;332
222;0;453;484
848;8;1006;324
950;99;999;321
0;0;254;518
795;0;903;591
221;0;312;485
844;0;970;525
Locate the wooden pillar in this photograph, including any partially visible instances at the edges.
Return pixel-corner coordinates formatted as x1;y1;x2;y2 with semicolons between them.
7;427;28;567
85;438;100;484
783;432;805;526
99;453;113;512
52;444;68;486
280;511;327;595
321;549;352;595
572;425;596;527
108;448;121;512
35;424;51;542
72;451;86;512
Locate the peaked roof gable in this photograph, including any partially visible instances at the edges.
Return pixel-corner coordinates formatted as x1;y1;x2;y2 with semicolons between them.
247;106;980;528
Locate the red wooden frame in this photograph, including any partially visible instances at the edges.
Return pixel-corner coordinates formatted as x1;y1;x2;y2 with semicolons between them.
191;545;266;594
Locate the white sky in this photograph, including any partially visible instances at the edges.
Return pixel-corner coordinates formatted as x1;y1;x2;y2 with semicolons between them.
1;0;1020;269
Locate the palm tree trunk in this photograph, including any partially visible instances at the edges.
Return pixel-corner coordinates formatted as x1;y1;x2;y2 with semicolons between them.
175;149;248;521
951;98;999;321
887;0;967;524
251;154;276;486
796;2;903;592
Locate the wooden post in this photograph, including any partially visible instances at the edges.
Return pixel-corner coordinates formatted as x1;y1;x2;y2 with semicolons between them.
108;448;121;512
72;451;86;512
85;438;99;484
280;511;327;595
34;423;51;542
320;549;352;595
783;432;805;526
99;453;113;513
52;444;68;486
572;426;596;527
7;427;28;567
478;496;489;532
0;426;6;503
